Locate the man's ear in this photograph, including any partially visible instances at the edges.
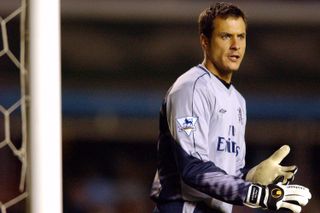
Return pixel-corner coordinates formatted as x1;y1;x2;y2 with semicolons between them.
200;33;209;50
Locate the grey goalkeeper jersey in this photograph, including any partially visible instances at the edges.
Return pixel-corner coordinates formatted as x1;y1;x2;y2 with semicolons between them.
150;65;251;213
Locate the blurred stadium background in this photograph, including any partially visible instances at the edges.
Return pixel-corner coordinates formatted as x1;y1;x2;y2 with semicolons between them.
1;0;320;212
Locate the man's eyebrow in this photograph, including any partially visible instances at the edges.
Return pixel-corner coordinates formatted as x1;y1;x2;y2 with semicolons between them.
218;32;246;36
218;32;231;35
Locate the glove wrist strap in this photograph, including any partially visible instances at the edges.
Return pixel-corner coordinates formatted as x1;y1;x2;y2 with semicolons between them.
245;184;265;208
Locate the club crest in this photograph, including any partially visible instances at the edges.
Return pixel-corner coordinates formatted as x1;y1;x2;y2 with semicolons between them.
237;107;244;125
176;117;198;136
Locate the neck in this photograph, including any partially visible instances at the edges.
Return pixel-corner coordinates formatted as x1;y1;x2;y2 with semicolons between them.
202;59;232;84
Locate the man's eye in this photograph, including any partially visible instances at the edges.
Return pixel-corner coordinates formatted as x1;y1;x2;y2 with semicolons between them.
238;35;245;39
221;34;230;40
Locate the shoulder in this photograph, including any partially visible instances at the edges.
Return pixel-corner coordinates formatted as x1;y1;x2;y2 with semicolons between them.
169;66;211;96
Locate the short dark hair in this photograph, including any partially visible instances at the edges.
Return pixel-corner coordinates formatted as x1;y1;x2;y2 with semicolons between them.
198;2;247;39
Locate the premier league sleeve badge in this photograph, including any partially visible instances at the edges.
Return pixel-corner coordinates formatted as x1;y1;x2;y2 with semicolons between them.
176;117;198;136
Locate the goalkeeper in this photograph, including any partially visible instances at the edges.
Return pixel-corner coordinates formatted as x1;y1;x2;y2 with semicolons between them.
150;2;311;213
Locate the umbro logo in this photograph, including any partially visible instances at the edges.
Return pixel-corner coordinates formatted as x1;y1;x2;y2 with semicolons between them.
219;108;227;113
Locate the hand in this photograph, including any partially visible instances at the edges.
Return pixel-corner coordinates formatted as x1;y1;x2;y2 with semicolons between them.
246;145;297;185
245;182;312;213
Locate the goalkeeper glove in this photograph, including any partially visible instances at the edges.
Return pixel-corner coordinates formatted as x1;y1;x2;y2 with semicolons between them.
245;182;312;213
246;145;297;185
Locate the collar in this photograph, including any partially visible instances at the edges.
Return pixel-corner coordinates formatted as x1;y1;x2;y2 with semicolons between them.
197;64;232;89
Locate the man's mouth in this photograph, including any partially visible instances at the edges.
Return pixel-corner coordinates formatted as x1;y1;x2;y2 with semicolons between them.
228;54;240;62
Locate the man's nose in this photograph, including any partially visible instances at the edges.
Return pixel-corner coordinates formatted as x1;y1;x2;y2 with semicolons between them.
230;37;240;50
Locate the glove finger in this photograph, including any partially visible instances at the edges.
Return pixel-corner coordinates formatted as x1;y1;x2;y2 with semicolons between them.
269;145;290;164
286;173;295;184
285;185;312;199
282;172;295;184
278;166;297;184
280;202;302;213
273;176;285;184
281;165;298;173
284;195;310;206
281;178;290;185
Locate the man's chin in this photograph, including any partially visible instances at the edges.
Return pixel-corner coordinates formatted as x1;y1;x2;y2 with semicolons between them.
230;68;240;73
214;62;240;75
227;65;240;73
224;67;239;74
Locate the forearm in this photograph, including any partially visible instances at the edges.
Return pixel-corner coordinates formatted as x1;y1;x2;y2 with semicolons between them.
174;143;250;205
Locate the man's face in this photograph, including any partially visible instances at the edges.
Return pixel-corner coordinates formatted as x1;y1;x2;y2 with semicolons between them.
205;16;246;75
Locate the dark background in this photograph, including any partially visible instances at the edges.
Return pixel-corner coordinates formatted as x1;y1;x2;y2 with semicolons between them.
1;0;319;212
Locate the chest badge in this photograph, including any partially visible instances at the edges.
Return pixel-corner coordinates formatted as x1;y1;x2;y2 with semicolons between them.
176;117;198;136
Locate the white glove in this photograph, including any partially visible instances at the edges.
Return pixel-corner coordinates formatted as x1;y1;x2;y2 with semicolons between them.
245;182;312;213
246;145;297;185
